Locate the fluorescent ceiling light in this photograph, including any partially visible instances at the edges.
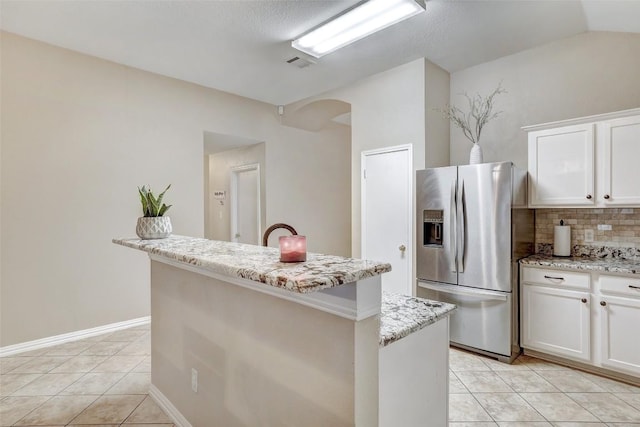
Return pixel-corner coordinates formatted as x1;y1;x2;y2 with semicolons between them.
292;0;425;58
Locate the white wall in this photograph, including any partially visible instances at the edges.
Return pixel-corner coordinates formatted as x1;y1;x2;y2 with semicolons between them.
205;143;266;242
424;60;450;168
450;32;640;169
264;124;351;254
315;58;450;258
0;32;350;346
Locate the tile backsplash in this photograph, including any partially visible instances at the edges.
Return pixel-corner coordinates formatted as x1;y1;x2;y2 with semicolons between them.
535;208;640;259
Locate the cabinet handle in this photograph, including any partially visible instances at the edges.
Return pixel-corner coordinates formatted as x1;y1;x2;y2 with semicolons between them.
581;298;587;303
604;194;610;200
544;275;564;281
586;194;592;199
600;301;607;306
629;285;640;291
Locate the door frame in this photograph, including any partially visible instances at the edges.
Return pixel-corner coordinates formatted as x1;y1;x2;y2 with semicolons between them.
361;144;413;294
230;163;261;244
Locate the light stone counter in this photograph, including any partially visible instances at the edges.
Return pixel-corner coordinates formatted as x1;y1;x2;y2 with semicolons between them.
114;235;392;426
113;235;391;293
521;254;640;275
379;292;456;347
114;235;453;427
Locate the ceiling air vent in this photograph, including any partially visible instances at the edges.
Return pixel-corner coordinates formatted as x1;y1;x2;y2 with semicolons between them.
286;56;315;69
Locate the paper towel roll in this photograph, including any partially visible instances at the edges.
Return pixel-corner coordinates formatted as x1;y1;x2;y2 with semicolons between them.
554;225;571;257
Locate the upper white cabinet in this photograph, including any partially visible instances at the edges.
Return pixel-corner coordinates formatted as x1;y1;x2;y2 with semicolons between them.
528;124;595;207
600;115;640;205
525;108;640;208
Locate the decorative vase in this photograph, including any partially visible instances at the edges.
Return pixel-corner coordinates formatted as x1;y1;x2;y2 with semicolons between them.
469;143;483;164
136;216;172;239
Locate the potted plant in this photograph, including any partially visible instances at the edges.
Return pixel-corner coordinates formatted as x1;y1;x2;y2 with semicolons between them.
438;82;506;164
136;184;173;239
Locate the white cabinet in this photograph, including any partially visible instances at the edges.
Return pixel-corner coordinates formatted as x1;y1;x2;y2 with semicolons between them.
521;265;640;380
525;109;640;208
521;270;591;362
528;124;595;207
600;115;640;205
597;274;640;376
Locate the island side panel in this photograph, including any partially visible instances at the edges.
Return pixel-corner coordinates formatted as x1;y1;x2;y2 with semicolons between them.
379;317;450;427
149;260;379;427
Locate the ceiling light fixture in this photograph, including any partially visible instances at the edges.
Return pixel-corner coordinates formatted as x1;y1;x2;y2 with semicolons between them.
292;0;425;58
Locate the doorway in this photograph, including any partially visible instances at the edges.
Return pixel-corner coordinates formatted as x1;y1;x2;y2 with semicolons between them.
230;164;261;245
361;144;413;295
203;132;265;242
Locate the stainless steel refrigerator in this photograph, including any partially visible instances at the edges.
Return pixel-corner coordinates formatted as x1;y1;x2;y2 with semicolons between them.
416;161;533;362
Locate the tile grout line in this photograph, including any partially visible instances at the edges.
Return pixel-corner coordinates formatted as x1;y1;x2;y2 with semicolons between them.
4;330;152;427
63;351;150;426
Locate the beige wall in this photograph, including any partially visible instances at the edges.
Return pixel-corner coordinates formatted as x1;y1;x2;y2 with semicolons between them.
424;60;451;168
314;58;450;258
450;32;640;169
151;260;378;426
205;143;266;242
0;32;350;346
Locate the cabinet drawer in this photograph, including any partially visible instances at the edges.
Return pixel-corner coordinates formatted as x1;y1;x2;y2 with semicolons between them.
522;267;590;290
600;274;640;298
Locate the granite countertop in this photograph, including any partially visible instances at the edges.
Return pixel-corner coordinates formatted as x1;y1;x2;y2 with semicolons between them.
379;292;456;347
113;235;391;293
521;254;640;275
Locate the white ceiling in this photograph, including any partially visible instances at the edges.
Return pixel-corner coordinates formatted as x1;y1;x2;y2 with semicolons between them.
1;0;639;106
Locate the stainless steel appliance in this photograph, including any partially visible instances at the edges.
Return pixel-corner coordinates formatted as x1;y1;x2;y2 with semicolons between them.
416;162;533;362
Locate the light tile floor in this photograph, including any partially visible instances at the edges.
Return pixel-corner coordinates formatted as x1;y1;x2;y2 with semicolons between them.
1;324;173;427
449;346;640;427
2;324;639;426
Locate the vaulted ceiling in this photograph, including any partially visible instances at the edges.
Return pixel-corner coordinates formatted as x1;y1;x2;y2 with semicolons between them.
1;0;639;105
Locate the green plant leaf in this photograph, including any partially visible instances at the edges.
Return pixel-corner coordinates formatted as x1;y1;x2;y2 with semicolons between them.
156;184;171;211
146;191;159;217
158;203;172;217
137;184;171;217
138;186;150;217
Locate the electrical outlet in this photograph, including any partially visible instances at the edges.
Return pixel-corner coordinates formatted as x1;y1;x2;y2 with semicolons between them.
584;229;594;242
597;224;612;231
191;368;198;393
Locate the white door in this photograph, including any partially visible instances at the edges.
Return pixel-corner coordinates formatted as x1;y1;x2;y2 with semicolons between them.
362;145;412;295
230;164;260;245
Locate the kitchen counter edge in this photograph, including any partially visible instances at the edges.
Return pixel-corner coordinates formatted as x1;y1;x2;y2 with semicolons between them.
113;235;392;293
379;292;456;347
520;254;640;275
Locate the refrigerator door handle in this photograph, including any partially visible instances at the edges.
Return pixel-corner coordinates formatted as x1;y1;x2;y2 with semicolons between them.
418;281;508;301
450;181;457;273
457;179;465;272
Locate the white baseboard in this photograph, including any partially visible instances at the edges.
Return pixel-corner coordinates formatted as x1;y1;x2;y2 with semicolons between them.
0;316;151;357
149;383;193;427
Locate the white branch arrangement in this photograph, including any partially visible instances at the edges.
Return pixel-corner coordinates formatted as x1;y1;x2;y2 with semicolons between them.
438;82;507;145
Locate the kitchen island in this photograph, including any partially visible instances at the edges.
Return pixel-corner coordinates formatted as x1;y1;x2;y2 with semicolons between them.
114;235;454;427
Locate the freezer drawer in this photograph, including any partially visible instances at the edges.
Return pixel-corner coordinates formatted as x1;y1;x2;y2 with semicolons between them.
418;281;512;357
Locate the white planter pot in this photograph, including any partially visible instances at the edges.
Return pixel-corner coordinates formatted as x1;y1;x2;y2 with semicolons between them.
136;216;172;239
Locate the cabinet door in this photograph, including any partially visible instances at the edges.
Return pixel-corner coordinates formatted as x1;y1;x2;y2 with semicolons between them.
599;294;640;375
528;124;595;207
521;284;591;361
600;115;640;205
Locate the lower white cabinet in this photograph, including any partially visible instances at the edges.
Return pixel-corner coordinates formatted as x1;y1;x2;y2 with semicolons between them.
598;294;640;376
521;283;591;362
521;265;640;380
